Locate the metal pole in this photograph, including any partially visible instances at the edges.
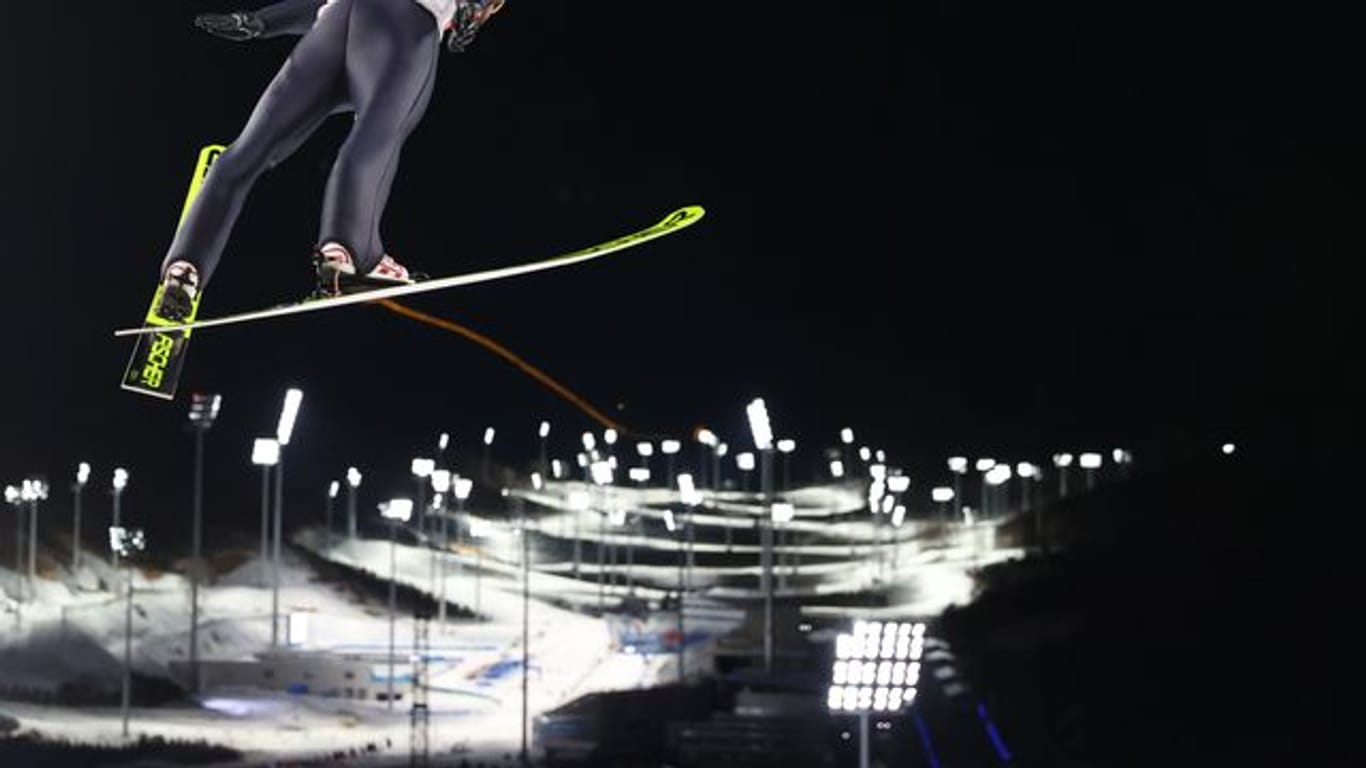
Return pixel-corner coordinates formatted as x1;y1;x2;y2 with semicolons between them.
189;428;204;693
858;711;870;768
122;564;134;739
27;500;38;597
519;497;530;767
347;483;357;539
71;484;82;573
388;521;397;711
259;468;270;588
415;479;427;540
271;459;283;648
760;450;774;675
677;512;685;682
952;474;962;522
325;492;334;550
438;497;448;629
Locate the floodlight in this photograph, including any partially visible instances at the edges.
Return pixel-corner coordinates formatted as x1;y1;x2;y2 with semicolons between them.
772;502;796;523
251;438;280;467
840;428;854;444
628;467;650;483
1052;453;1074;467
275;389;303;446
531;472;544;491
736;452;756;471
1079;452;1102;469
113;468;129;491
777;439;796;454
411;457;434;477
539;421;550;439
379;499;413;523
590;460;613;485
931;487;954;502
985;465;1011;486
636;442;654;458
603;428;618;446
431;470;451;493
830;460;845;478
696;428;718;447
552;459;565;479
454;478;474;500
746;398;773;450
661;439;681;455
581;432;597;452
887;475;910;493
328;481;340;499
948;456;968;473
347;467;362;487
77;462;91;486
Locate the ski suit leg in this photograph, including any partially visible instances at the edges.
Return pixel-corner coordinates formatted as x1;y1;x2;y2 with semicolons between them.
161;1;352;284
318;0;439;273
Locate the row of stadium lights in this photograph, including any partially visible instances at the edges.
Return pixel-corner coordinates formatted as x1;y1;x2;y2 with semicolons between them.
828;620;926;713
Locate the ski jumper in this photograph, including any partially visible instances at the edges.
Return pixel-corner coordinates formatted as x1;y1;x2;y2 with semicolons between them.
162;0;445;283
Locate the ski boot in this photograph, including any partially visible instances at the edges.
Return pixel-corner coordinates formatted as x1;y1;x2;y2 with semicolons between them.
312;243;421;298
155;260;202;322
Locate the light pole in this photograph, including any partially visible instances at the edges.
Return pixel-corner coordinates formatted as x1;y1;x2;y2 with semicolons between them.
947;457;968;523
931;486;955;524
1052;453;1074;499
71;462;90;572
840;428;855;481
746;397;775;675
251;439;279;588
1079;452;1102;491
431;470;451;628
21;479;49;600
626;466;650;594
827;620;925;768
272;388;304;649
454;477;474;616
186;392;221;695
538;421;551;481
776;439;796;581
411;457;434;538
974;458;996;518
733;451;754;554
1017;462;1042;548
325;481;339;548
379;498;413;711
111;469;129;554
985;464;1011;521
1112;448;1134;480
590;459;613;609
109;525;146;740
515;493;531;767
346;467;362;539
4;486;22;611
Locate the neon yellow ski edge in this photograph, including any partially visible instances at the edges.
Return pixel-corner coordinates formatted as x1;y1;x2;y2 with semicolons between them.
114;205;706;337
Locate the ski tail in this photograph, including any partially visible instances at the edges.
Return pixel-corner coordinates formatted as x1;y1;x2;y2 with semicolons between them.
120;144;223;400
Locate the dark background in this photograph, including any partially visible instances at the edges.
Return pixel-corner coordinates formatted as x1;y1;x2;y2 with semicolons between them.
0;1;1359;548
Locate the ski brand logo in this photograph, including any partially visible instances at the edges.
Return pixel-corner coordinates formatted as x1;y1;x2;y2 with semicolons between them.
139;332;176;390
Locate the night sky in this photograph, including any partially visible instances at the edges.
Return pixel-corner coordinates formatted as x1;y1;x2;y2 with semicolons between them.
1;2;1358;551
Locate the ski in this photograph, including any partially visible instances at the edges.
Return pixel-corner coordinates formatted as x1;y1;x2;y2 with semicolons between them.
114;205;705;337
120;144;224;400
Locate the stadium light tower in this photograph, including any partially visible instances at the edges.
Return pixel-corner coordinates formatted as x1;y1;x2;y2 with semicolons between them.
21;479;48;598
380;497;414;711
108;525;146;739
746;397;777;674
271;388;303;649
1052;453;1074;498
346;467;362;538
5;486;23;606
326;481;340;547
250;439;278;586
538;420;551;479
947;456;968;521
111;468;129;547
482;427;496;479
431;470;453;628
186;392;221;694
71;462;91;572
1079;452;1102;491
931;486;955;522
411;457;435;536
828;620;926;768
